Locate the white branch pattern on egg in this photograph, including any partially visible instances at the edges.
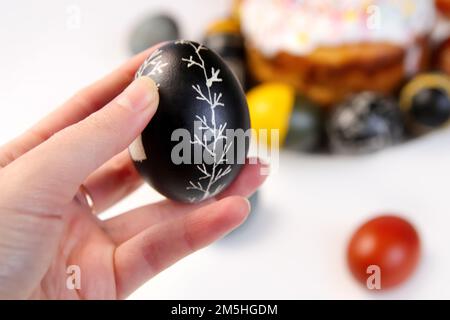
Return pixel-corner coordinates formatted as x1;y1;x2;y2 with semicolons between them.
135;49;168;86
177;41;233;202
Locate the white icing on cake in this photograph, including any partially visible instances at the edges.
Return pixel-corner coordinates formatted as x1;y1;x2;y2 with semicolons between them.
241;0;436;57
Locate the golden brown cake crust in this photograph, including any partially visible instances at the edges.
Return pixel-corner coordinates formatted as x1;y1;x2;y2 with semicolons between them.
437;0;450;17
435;38;450;75
246;40;429;106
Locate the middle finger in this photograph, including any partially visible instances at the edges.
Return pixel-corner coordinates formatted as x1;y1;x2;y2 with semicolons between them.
104;159;268;244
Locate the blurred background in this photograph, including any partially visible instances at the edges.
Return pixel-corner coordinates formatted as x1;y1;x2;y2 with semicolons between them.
2;0;450;299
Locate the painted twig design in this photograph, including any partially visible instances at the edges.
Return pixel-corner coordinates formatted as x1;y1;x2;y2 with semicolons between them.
177;41;233;202
130;49;169;162
135;49;168;86
129;49;169;163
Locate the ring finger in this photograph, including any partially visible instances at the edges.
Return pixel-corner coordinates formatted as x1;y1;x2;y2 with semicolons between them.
83;150;143;214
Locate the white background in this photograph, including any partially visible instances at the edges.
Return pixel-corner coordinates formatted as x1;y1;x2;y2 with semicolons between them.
1;0;450;299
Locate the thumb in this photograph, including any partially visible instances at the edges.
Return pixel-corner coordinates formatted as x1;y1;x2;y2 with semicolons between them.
5;76;159;210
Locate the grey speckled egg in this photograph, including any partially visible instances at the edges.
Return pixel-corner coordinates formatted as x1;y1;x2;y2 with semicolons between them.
327;92;404;155
129;14;179;54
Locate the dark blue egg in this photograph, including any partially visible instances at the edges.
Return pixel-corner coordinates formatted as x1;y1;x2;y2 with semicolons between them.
410;88;450;127
400;74;450;135
284;95;323;152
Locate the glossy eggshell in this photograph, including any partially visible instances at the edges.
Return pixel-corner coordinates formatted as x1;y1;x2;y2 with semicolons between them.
347;215;421;289
246;82;295;147
410;88;450;127
129;41;250;203
400;73;450;135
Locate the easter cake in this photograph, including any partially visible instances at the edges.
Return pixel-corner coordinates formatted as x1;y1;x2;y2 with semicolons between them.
239;0;436;106
437;0;450;17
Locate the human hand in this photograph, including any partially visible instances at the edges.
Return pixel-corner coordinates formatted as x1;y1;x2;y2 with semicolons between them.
0;46;267;299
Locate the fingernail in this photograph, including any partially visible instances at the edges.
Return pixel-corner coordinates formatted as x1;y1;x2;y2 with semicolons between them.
235;198;251;227
243;197;251;213
116;76;159;112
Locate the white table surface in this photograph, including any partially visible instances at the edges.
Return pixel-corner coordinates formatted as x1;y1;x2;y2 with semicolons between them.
1;0;450;300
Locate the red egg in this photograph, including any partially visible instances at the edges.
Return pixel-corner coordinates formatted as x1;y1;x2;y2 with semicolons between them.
347;215;421;290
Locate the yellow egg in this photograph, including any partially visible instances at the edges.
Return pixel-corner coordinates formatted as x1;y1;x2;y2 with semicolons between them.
246;83;295;147
206;18;241;36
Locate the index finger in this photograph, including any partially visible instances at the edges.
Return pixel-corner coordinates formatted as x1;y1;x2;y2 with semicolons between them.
0;45;161;168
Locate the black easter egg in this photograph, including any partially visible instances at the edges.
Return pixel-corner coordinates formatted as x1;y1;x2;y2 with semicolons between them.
327;92;404;155
400;73;450;135
129;41;250;203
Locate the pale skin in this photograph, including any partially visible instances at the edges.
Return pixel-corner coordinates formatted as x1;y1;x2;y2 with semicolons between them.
0;45;267;299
